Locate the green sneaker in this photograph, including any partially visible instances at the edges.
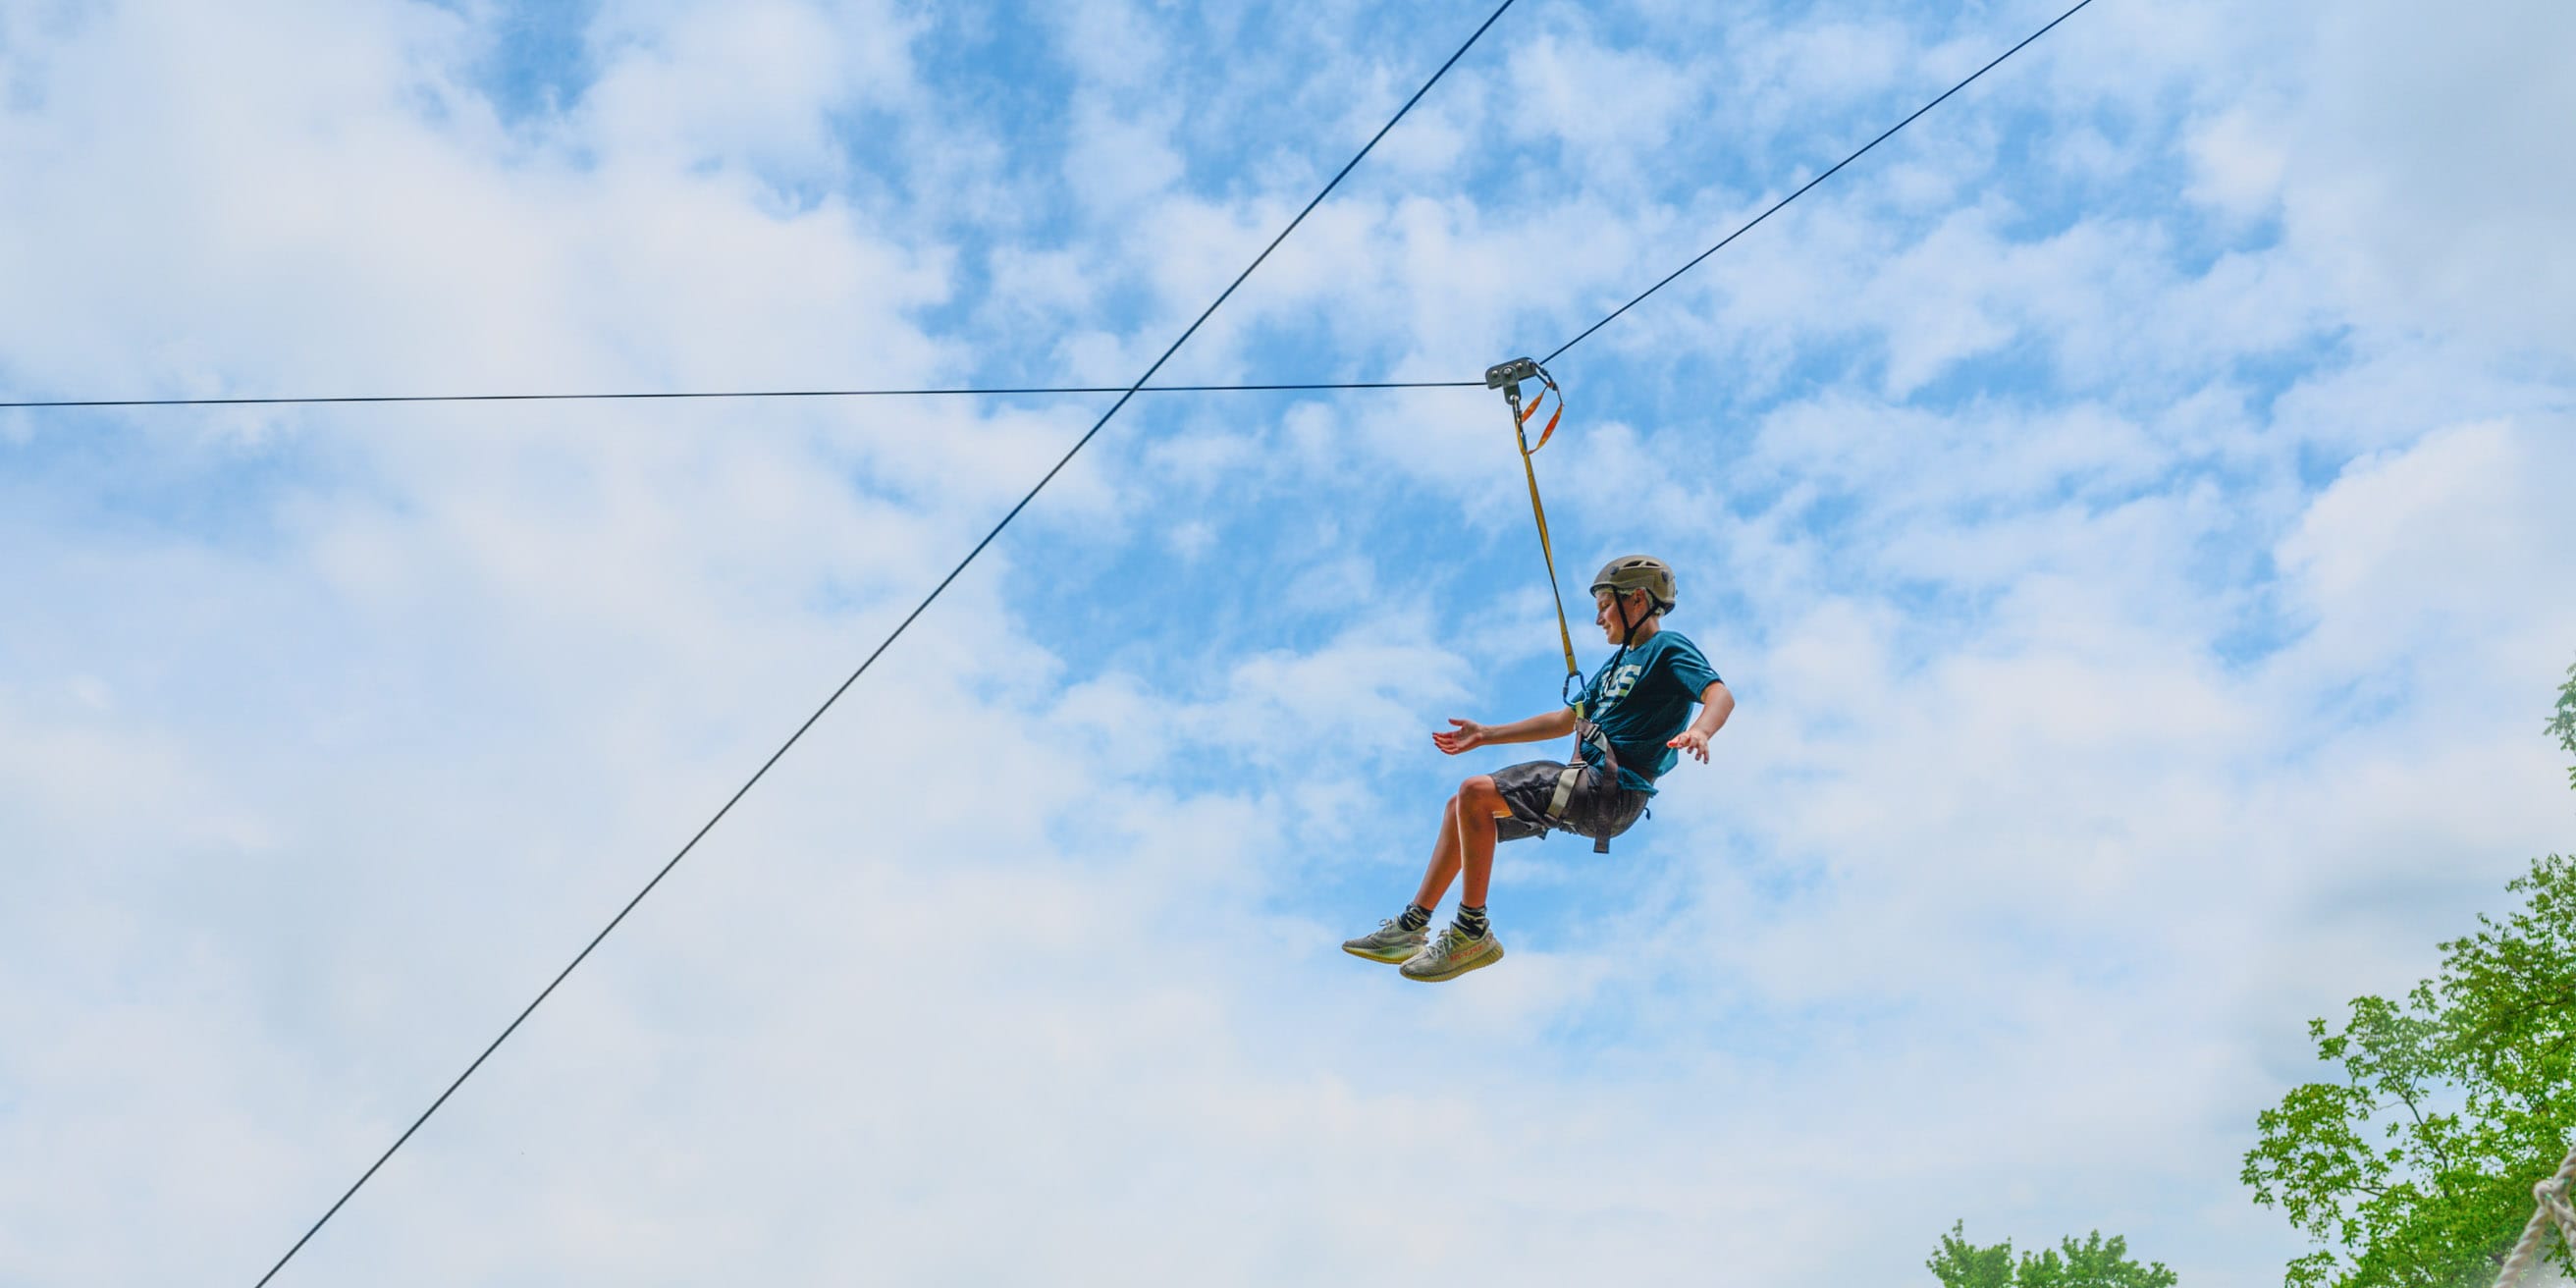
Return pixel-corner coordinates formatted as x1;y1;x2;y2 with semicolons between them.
1400;924;1504;983
1341;919;1428;964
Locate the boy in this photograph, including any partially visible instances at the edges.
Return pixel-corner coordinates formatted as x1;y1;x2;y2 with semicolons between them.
1342;555;1734;982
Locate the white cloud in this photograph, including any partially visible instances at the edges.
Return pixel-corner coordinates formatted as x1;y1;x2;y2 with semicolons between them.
2277;417;2576;684
574;0;922;180
2273;0;2576;350
2184;107;2289;219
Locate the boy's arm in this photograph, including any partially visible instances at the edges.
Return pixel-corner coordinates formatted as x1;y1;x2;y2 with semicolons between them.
1433;706;1580;756
1667;680;1735;763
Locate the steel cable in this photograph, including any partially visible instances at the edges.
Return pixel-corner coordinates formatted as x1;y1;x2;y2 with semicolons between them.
242;2;1521;1283
2;380;1477;411
1543;0;2102;364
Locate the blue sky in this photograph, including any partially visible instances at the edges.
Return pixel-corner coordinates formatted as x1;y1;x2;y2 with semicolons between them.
4;1;2575;1284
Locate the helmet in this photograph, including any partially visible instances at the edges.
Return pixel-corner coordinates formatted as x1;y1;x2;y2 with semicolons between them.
1589;555;1676;615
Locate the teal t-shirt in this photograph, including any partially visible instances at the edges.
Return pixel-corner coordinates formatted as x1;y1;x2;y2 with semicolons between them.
1577;628;1724;794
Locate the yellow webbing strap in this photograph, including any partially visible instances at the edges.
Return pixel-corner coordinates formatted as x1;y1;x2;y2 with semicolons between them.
1504;381;1584;720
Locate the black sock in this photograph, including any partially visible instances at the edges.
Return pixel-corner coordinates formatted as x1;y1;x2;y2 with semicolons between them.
1455;904;1488;939
1397;904;1431;933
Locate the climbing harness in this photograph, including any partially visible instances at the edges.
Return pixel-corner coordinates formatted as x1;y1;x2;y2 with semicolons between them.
1486;355;1630;854
2493;1143;2576;1288
1545;721;1628;854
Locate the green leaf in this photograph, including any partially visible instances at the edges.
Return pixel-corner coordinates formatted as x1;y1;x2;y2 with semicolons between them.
2243;670;2576;1288
2244;845;2576;1285
1927;1223;2176;1288
1929;1220;2017;1288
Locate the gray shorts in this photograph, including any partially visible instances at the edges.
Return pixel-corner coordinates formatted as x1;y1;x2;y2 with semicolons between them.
1489;758;1651;844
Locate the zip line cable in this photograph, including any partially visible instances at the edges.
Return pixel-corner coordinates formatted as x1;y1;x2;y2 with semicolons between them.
243;3;1520;1284
18;4;2092;420
189;1;2096;1273
1;380;1479;412
11;6;2095;422
1542;0;2101;364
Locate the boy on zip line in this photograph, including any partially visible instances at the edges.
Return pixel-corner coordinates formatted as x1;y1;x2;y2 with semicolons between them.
1342;555;1734;983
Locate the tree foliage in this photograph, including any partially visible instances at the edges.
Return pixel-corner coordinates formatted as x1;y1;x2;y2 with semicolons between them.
2241;664;2576;1286
1928;1221;2180;1288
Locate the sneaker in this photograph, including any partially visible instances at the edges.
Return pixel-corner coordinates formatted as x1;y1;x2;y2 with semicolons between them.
1341;918;1428;964
1399;924;1505;983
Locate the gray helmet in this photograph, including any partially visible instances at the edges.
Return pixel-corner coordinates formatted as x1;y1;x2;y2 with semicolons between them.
1590;555;1676;615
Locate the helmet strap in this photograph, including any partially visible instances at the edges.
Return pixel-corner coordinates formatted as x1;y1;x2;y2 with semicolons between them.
1616;591;1644;646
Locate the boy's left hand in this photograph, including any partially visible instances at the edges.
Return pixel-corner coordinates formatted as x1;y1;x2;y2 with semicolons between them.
1667;729;1712;763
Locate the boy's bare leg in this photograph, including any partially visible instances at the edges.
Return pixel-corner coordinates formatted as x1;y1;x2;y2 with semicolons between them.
1456;776;1506;908
1410;776;1507;911
1410;795;1464;911
1351;777;1502;966
1393;775;1512;981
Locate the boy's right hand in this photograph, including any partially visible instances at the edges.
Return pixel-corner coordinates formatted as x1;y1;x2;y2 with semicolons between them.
1433;719;1487;755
